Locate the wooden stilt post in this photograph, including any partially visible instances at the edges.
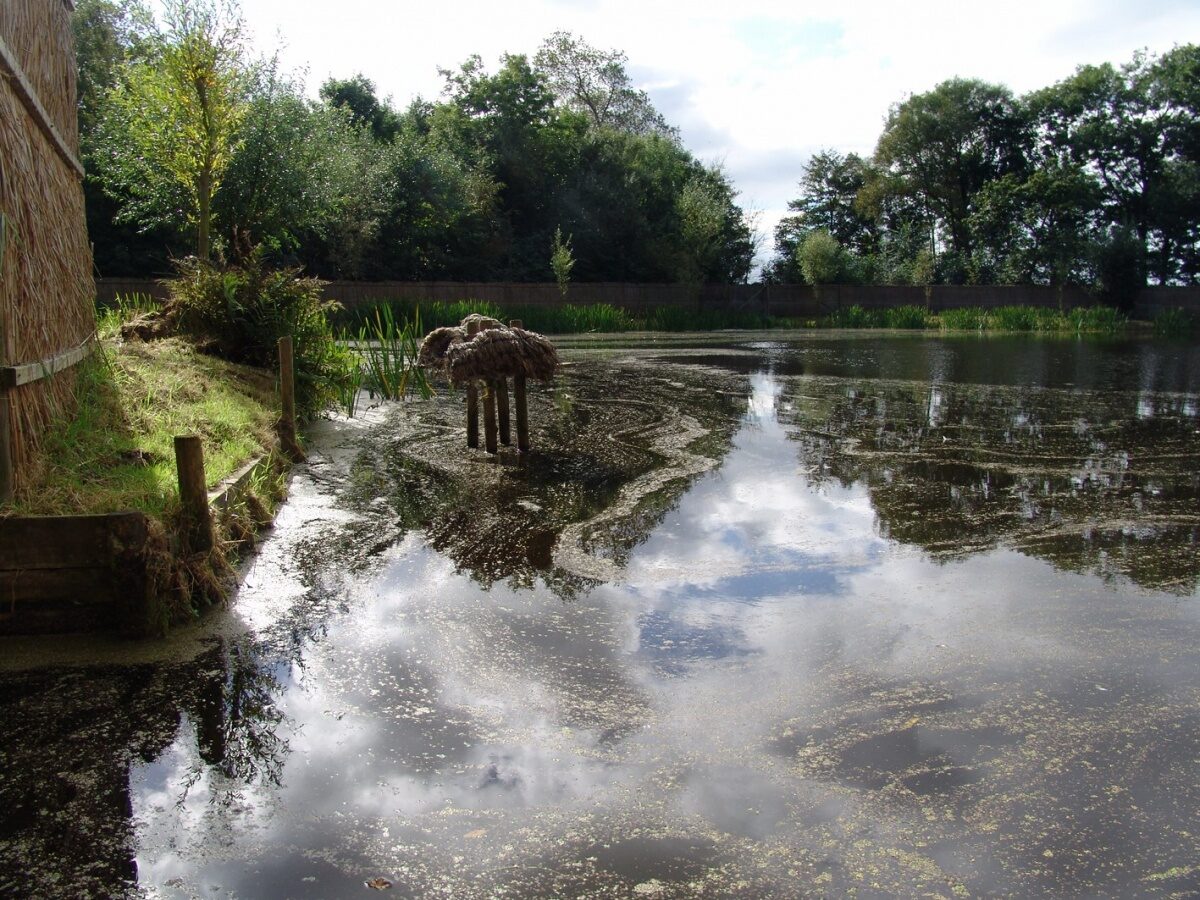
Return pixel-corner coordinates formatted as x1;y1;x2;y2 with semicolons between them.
466;320;479;448
509;320;530;453
174;435;213;553
277;336;305;461
483;379;498;454
497;377;511;445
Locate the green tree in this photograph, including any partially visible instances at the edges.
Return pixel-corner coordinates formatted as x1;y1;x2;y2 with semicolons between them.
550;226;575;296
72;0;153;144
875;78;1028;260
798;229;846;299
968;160;1101;285
95;0;249;260
772;150;878;281
534;31;675;138
1027;48;1200;285
216;65;365;259
318;73;400;142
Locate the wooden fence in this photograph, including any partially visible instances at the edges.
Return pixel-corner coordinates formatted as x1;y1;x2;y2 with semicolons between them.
96;278;1200;321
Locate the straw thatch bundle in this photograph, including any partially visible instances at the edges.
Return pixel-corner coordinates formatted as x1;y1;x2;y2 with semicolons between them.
418;317;559;385
0;1;81;153
1;1;94;492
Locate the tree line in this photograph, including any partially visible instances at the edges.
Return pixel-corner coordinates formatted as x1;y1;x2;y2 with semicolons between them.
768;46;1200;303
75;0;756;284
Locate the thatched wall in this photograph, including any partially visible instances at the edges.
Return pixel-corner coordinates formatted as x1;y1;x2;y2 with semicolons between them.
0;0;95;495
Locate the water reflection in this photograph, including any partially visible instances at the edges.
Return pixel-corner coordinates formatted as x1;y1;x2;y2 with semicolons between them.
778;375;1200;592
3;334;1199;898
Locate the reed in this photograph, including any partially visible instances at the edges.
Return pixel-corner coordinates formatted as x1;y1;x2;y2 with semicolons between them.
0;1;95;496
1153;307;1196;338
340;304;431;415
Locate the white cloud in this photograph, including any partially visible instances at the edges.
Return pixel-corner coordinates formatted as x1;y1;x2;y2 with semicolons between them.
230;0;1199;270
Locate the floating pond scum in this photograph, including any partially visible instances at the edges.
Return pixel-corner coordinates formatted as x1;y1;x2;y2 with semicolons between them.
3;332;1200;898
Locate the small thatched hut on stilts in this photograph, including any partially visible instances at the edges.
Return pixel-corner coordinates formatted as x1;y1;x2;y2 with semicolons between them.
0;0;95;502
419;316;559;454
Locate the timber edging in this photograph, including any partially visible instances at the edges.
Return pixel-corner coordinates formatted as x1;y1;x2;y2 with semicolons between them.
0;511;155;635
0;450;288;637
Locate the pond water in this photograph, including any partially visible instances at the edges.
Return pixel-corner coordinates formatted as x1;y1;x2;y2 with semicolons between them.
2;331;1199;898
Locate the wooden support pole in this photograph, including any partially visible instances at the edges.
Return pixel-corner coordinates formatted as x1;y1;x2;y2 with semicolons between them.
174;435;213;553
277;336;305;461
510;320;530;453
497;376;511;445
483;379;498;454
465;320;479;448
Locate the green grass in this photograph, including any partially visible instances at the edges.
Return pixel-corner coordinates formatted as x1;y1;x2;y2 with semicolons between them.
9;338;278;517
96;291;161;338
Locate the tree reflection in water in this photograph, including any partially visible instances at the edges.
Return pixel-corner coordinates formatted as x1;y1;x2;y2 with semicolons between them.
781;377;1200;593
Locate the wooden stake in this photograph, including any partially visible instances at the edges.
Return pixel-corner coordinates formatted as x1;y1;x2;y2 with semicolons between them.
497;377;511;445
466;320;479;448
510;320;530;452
277;336;304;461
174;435;213;553
483;379;498;454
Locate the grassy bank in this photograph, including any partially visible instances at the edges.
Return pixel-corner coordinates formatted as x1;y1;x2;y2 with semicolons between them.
8;336;279;518
330;298;1188;336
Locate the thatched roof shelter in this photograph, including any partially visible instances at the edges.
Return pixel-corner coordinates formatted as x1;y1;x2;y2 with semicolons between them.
0;0;95;500
419;317;559;386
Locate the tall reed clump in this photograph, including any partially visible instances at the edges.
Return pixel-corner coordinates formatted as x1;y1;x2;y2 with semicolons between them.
824;305;880;328
1153;307;1196;338
341;304;431;416
939;307;990;331
509;302;636;333
882;305;934;329
1066;305;1126;333
335;299;502;332
167;251;357;418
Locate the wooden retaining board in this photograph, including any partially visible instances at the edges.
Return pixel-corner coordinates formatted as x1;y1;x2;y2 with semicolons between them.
0;511;150;634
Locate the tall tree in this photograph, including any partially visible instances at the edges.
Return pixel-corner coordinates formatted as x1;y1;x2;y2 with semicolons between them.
216;66;366;259
534;31;675;139
875;78;1028;261
95;0;249;260
318;74;400;142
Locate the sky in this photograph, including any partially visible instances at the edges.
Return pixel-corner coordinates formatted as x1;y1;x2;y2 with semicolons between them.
229;0;1199;269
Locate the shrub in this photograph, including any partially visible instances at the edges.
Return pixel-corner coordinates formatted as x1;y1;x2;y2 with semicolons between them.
989;305;1045;331
167;252;356;417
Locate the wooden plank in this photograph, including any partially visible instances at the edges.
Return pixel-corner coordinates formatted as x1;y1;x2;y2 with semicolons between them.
0;511;147;570
208;452;270;512
0;567;116;606
0;35;86;180
0;567;116;635
0;337;95;389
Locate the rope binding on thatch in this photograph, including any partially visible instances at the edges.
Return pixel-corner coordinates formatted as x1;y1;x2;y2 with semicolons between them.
419;316;559;385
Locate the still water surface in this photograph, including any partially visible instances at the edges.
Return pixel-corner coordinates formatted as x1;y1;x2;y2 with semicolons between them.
2;332;1199;898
